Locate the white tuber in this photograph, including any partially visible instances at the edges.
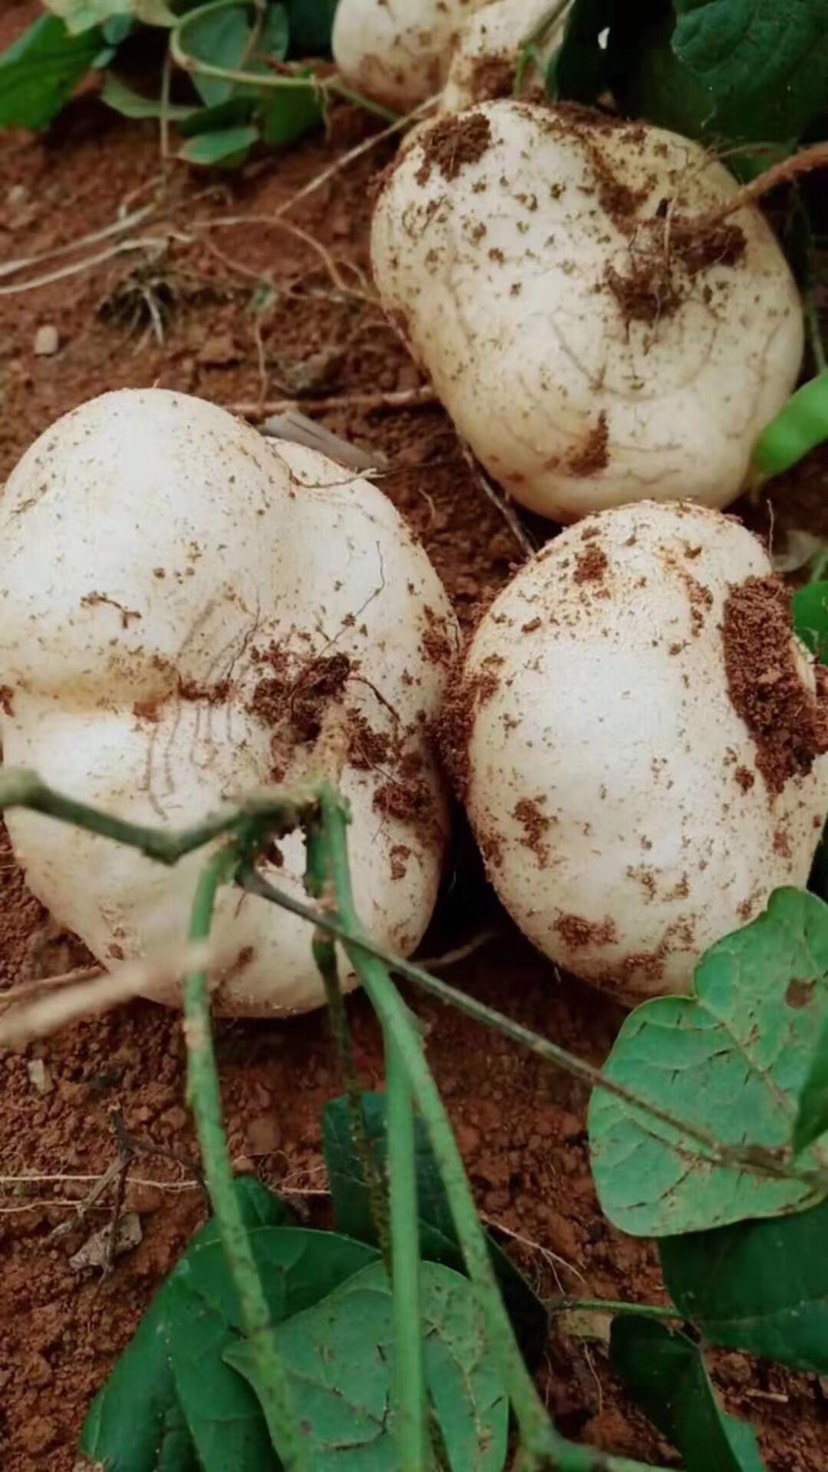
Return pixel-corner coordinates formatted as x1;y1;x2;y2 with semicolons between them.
372;101;803;523
332;0;492;111
453;500;828;1000
0;390;459;1016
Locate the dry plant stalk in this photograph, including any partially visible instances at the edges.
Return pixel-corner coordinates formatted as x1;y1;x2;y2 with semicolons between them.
0;939;218;1047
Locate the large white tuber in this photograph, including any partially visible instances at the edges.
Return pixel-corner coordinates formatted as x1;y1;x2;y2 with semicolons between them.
0;390;459;1015
332;0;492;111
451;501;828;999
372;100;803;523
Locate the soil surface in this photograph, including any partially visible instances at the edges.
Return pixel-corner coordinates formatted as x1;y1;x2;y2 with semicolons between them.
1;10;827;1468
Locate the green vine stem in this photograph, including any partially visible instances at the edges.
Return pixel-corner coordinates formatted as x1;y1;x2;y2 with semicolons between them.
550;1300;681;1322
307;790;556;1464
310;922;392;1265
1;768;823;1194
0;768;315;863
169;0;399;122
241;867;828;1198
306;789;668;1472
187;845;310;1472
386;1039;431;1471
0;767;672;1471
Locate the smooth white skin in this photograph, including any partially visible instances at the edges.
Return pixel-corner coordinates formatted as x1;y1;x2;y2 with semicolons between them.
0;390;458;1016
332;0;491;111
442;0;561;112
372;101;804;523
463;501;828;999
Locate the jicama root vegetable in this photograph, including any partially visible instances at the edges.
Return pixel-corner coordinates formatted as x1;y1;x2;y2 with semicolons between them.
445;500;828;999
442;0;564;113
332;0;492;111
0;390;459;1016
372;100;804;523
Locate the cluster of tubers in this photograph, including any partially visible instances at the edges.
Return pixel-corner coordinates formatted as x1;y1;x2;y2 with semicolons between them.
1;2;826;1016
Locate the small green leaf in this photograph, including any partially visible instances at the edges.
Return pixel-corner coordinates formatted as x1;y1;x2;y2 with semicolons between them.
611;1317;766;1472
255;4;290;65
44;0;175;33
101;14;134;45
260;74;322;146
753;373;828;484
102;72;198;119
225;1259;509;1471
793;581;828;663
323;1093;547;1363
660;1195;828;1372
588;888;828;1237
80;1178;290;1470
183;2;253;106
177;96;256;137
0;14;102;129
181;2;289;107
178;123;259;166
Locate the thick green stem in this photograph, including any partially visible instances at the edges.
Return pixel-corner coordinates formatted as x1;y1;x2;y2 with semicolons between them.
387;1040;431;1471
310;790;555;1465
186;847;309;1472
1;765;819;1193
0;768;313;866
551;1299;681;1322
311;924;391;1265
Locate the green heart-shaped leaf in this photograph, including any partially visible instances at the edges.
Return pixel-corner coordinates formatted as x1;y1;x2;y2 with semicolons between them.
589;888;828;1236
225;1259;509;1471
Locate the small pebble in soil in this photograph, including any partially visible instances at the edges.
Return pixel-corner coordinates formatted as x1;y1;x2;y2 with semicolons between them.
33;326;59;357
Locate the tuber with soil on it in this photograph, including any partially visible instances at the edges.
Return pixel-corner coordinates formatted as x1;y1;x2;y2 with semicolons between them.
0;389;458;1016
371;100;804;523
441;0;563;113
447;500;828;1001
332;0;493;111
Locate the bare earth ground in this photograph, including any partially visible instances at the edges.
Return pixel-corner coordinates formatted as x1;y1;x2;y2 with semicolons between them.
0;7;827;1467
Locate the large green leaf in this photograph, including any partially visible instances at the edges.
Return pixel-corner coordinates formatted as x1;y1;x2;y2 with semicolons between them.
323;1093;547;1362
0;14;103;129
165;1228;376;1471
45;0;174;33
226;1259;509;1472
795;1022;828;1154
588;889;828;1237
164;1276;280;1472
605;9;722;150
672;0;828;148
611;1317;765;1472
80;1178;288;1470
660;1195;828;1372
